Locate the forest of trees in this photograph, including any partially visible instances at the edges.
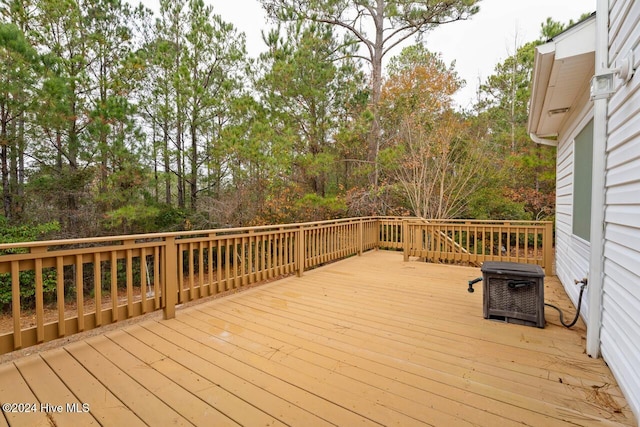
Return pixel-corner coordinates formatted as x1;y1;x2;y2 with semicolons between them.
0;0;586;241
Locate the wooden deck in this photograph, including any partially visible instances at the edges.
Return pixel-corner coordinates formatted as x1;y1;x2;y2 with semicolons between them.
0;251;635;426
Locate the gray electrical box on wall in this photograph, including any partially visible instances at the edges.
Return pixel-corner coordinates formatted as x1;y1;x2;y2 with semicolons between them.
481;262;545;328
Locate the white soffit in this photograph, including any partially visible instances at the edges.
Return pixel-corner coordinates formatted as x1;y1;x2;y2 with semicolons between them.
529;15;596;143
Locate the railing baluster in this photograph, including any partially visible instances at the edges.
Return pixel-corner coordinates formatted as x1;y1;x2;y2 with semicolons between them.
299;227;306;275
140;247;147;314
126;248;133;318
11;261;21;350
319;227;329;264
110;251;118;323
544;222;554;275
153;246;160;308
283;231;288;273
56;256;65;336
35;258;44;343
224;238;232;291
267;233;274;279
163;236;177;320
287;231;291;272
177;243;185;303
198;242;205;297
241;236;247;287
308;228;313;268
319;227;324;264
234;237;241;289
534;227;538;263
278;232;284;276
208;240;214;294
188;242;195;300
94;253;102;326
76;254;84;330
253;235;258;280
216;239;222;293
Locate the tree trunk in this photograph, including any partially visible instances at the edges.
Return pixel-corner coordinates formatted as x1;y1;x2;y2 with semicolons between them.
1;109;10;218
16;112;25;218
163;123;171;205
176;125;184;208
152;123;159;204
175;63;184;209
9;122;18;218
99;57;109;211
510;45;517;154
190;121;198;211
367;0;386;191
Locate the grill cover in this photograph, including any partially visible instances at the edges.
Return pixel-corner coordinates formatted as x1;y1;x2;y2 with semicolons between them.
481;262;545;328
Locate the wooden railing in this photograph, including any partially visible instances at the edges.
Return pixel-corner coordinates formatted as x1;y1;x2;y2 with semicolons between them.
0;217;387;354
377;217;404;250
0;216;554;355
403;219;553;275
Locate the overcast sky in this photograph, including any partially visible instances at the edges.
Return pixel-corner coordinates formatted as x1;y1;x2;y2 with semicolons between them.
137;0;594;109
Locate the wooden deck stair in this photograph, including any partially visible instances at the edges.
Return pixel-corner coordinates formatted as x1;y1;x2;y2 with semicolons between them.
0;251;635;426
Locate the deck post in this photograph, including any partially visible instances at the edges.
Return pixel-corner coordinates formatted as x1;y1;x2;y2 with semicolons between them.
543;222;553;276
403;220;409;262
358;219;363;256
297;226;305;277
163;236;178;320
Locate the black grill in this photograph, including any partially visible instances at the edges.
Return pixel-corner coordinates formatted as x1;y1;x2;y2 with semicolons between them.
481;262;545;328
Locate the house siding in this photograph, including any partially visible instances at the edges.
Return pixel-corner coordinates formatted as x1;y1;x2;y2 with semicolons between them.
603;0;640;418
554;107;592;318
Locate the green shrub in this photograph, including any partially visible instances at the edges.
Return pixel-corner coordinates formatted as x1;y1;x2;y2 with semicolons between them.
0;217;60;311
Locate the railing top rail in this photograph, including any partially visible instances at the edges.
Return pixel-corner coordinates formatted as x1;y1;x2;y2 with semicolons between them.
405;218;552;225
0;216;550;254
0;216;414;253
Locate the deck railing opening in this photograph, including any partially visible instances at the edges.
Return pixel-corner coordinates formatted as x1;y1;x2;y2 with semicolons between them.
0;216;552;355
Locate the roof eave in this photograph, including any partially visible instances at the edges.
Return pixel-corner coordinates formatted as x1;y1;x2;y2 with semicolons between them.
528;15;596;145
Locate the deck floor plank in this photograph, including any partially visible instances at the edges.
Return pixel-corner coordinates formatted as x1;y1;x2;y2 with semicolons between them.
195;292;620;426
0;251;635;426
235;280;616;387
143;320;405;426
251;279;615;383
0;363;50;427
63;340;192;426
173;310;470;427
290;263;591;355
125;323;341;427
85;334;239;427
39;348;146;426
179;307;525;427
103;329;287;427
13;356;98;426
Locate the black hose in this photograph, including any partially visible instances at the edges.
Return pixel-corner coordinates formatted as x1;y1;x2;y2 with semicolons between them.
544;283;587;328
